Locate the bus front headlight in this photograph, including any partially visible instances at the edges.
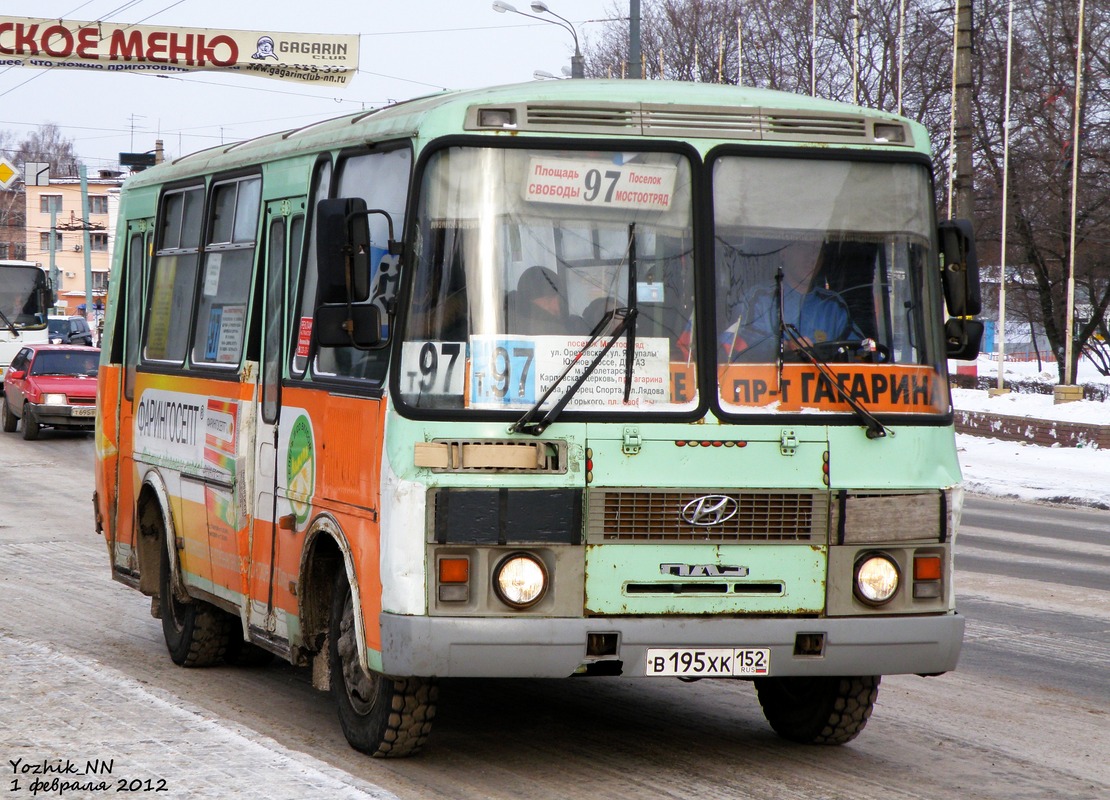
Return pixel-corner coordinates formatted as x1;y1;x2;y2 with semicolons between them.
493;552;548;609
854;553;900;605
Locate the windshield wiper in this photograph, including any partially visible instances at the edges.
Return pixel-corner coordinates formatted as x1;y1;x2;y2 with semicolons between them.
509;306;637;436
512;225;641;436
623;223;639;401
0;307;18;338
781;323;889;439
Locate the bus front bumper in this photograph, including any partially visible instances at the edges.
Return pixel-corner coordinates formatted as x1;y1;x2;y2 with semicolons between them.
379;612;964;678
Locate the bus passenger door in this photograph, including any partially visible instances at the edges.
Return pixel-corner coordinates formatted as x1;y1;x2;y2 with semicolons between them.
248;201;304;646
108;222;150;576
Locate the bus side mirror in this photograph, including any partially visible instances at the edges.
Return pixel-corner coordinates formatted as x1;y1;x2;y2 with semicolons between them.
944;317;984;360
316;198;372;304
314;303;383;349
938;219;981;316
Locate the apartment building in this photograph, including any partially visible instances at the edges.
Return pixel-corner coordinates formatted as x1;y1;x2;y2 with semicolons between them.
24;173;123;319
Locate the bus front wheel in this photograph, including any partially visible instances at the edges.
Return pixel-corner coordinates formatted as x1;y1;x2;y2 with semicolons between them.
329;572;437;757
754;675;879;745
158;544;232;667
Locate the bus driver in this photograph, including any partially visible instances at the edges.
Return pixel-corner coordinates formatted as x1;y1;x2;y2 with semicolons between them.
721;237;854;361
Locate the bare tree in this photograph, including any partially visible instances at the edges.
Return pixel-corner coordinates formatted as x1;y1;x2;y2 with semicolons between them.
13;123;82;178
972;0;1110;379
588;0;743;81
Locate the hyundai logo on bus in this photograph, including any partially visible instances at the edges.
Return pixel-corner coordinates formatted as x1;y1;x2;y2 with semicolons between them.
680;495;738;526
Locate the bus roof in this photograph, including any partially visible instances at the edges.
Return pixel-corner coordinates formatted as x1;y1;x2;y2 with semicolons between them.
125;80;928;188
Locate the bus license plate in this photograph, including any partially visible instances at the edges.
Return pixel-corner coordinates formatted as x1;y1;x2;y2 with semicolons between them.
645;648;770;677
71;407;96;417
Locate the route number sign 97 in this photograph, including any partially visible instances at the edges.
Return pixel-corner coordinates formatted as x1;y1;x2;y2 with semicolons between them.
525;157;677;211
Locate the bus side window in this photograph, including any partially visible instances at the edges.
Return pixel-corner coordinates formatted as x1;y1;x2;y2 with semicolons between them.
144;187;204;363
191;176;262;367
312;145;412;384
122;230;146;401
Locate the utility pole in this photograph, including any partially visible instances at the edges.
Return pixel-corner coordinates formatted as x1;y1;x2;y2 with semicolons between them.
628;1;641;79
78;165;93;323
49;207;58;311
953;0;975;219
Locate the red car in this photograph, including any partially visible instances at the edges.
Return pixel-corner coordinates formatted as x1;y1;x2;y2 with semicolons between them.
1;344;100;440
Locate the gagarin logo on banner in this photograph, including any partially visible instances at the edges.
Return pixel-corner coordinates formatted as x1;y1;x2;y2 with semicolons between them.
0;16;359;86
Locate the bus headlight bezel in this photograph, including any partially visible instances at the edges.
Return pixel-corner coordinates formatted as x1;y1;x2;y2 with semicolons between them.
854;552;901;606
493;551;548;609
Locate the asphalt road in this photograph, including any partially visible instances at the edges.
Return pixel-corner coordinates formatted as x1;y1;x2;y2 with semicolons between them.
0;429;1107;800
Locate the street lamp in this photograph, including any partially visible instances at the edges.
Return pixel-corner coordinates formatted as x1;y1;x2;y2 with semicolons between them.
492;1;584;79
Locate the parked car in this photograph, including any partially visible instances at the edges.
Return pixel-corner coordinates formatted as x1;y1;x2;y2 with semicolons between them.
47;315;94;346
1;344;99;440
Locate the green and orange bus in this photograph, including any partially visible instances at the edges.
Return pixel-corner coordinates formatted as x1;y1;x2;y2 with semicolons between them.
94;79;981;757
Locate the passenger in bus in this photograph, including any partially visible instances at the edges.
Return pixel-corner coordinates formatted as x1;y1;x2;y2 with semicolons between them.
724;237;855;361
512;266;570;335
581;295;617;335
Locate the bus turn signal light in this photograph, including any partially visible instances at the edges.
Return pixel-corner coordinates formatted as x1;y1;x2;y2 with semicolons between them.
439;557;469;584
438;557;470;603
913;553;943;599
913;554;942;581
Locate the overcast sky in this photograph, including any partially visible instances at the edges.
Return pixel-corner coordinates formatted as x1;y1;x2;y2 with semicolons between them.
2;1;615;171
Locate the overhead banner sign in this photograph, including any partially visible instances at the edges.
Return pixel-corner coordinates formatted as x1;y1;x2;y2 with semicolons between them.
0;16;358;87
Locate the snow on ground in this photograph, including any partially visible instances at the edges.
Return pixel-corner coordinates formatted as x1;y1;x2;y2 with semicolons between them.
951;356;1110;509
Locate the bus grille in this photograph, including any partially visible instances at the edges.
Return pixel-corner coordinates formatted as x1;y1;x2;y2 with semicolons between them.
468;101;894;144
588;490;828;544
765;112;869;139
525;104;639;131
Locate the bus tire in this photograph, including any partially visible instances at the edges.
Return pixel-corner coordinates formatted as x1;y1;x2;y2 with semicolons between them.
329;572;437;757
20;407;40;440
1;397;16;432
159;544;232;667
754;675;879;745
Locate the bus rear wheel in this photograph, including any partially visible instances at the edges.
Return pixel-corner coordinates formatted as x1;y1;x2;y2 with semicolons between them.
754;675;879;745
329;572;436;757
158;544;232;667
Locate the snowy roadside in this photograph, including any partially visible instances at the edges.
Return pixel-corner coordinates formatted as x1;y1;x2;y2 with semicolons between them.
955;432;1109;510
951;358;1109;510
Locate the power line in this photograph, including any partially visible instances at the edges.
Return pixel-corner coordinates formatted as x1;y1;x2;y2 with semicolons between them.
129;0;189;27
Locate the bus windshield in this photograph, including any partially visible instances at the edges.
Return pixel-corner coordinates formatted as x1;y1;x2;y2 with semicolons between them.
400;146;697;413
712;156;949;416
0;265;50;331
